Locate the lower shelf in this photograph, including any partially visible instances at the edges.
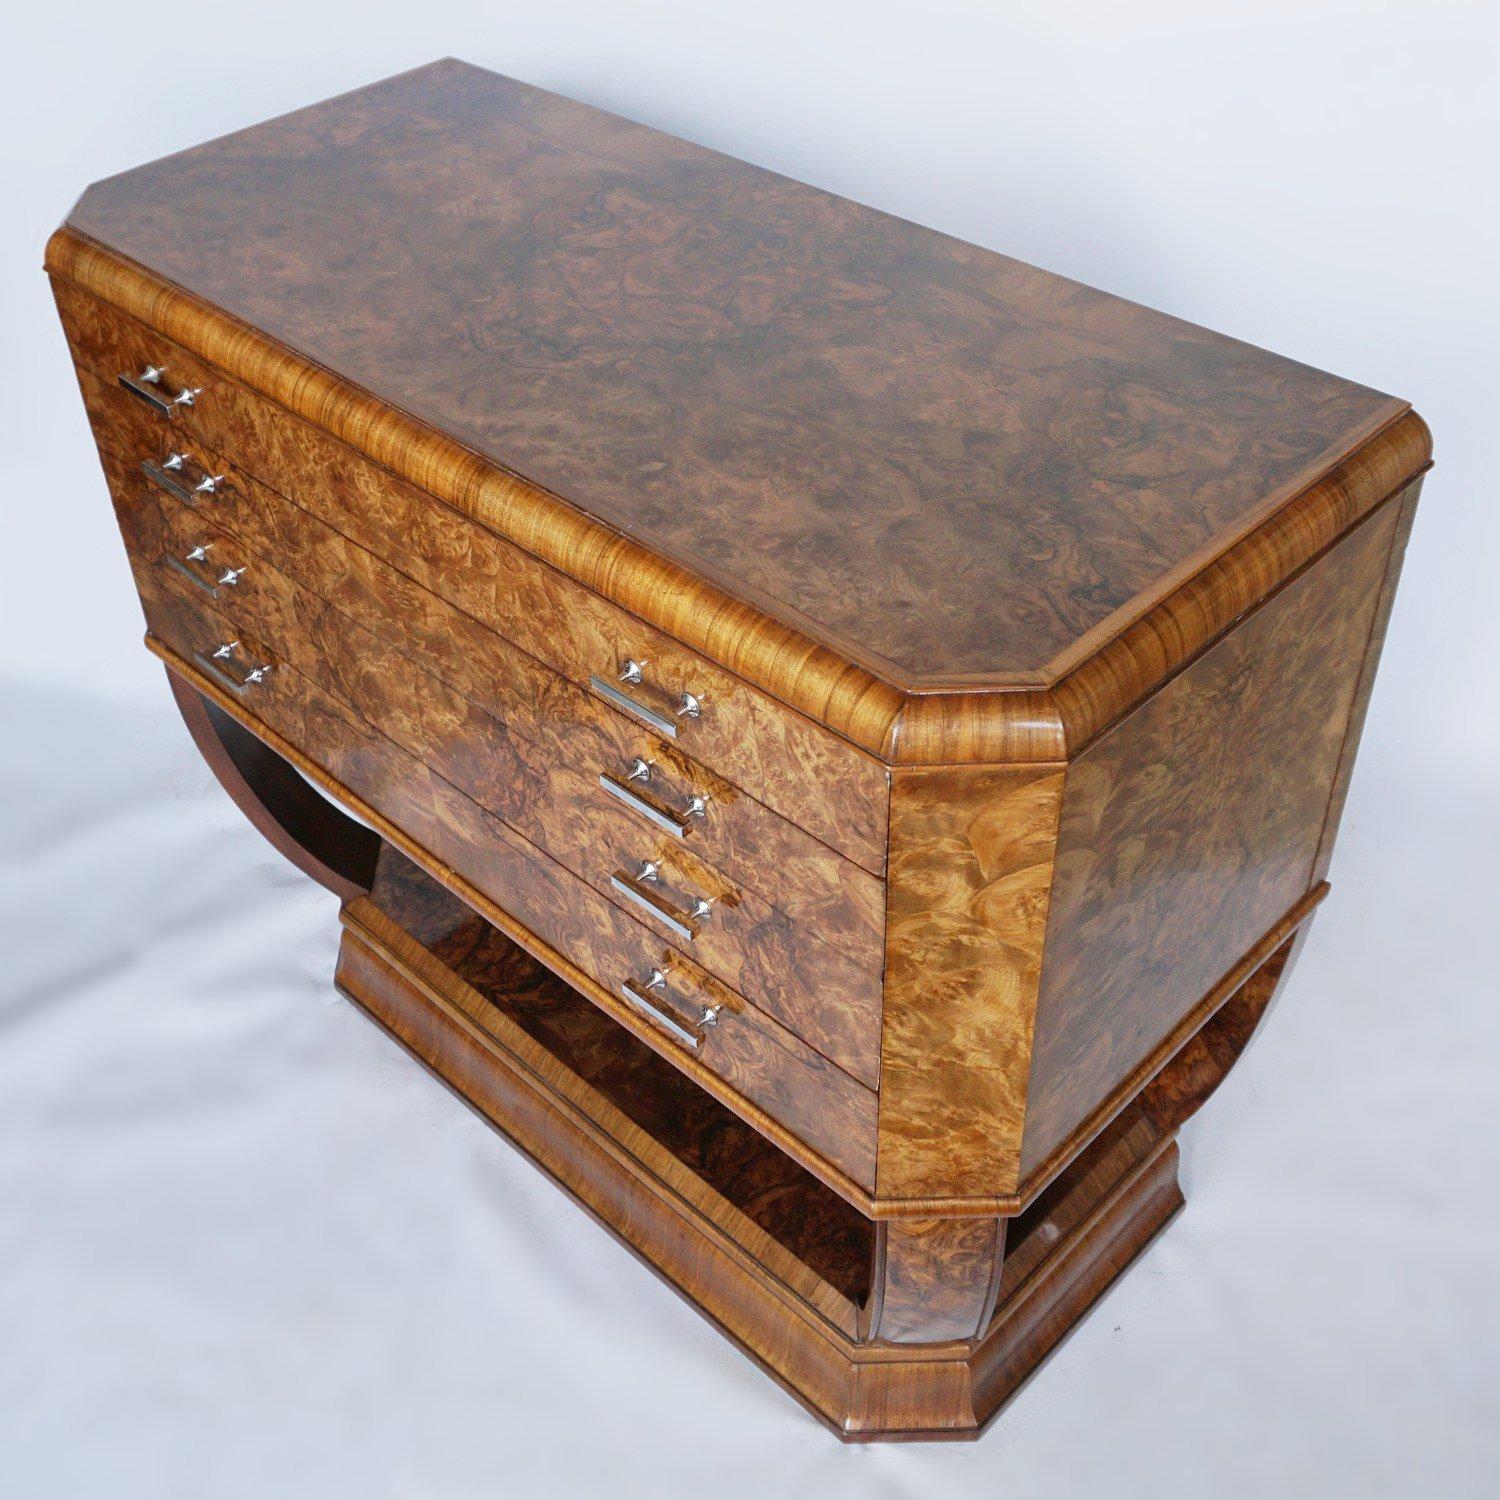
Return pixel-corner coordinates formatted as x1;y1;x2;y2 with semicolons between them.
334;850;1189;1439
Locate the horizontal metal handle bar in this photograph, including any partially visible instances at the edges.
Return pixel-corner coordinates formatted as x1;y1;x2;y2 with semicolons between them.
588;673;677;738
165;550;223;598
193;641;272;696
598;771;691;837
118;367;202;417
143;457;195;503
609;866;711;940
143;455;224;504
164;547;244;600
618;972;704;1050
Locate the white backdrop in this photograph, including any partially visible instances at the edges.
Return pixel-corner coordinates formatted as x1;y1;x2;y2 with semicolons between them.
3;4;1497;1496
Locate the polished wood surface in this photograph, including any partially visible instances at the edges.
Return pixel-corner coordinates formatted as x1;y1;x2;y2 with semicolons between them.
73;358;885;956
1019;495;1410;1179
1311;485;1423;883
142;585;879;1189
44;68;1432;764
48;64;1430;1438
55;213;1423;1214
864;1217;1006;1345
877;766;1062;1203
117;473;882;1084
62;59;1405;691
56;284;890;853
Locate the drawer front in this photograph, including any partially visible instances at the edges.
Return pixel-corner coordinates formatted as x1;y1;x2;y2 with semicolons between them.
77;361;883;983
136;579;878;1188
120;478;880;1085
56;279;890;874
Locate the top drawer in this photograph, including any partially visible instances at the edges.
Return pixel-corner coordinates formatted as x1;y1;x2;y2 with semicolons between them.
54;279;891;874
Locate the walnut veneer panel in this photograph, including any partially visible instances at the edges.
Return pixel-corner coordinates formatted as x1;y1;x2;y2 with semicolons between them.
1017;496;1412;1178
137;583;878;1189
63;58;1408;693
120;478;880;1085
877;767;1065;1203
55;281;890;866
72;363;884;967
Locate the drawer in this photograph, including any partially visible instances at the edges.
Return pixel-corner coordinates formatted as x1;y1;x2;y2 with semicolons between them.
137;579;879;1189
77;362;884;983
56;279;891;874
117;484;880;1084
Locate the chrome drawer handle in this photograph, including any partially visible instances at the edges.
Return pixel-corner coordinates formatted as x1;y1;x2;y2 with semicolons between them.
143;452;225;504
618;967;720;1050
164;544;246;599
119;366;203;417
588;659;704;739
610;860;713;940
598;758;709;838
194;640;272;695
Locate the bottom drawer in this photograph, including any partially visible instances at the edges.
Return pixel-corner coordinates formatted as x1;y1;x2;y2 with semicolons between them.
140;582;878;1190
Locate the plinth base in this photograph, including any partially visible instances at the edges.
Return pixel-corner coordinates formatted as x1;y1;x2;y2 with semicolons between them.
330;853;1223;1440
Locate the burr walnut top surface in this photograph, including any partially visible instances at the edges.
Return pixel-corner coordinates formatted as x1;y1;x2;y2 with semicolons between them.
65;58;1411;689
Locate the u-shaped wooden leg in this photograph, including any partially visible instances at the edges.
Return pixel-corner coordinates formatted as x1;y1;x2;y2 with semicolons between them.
1140;929;1307;1136
165;665;381;902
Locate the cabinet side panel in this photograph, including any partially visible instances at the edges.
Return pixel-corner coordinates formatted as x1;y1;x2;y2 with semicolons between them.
1312;479;1423;881
1018;497;1407;1181
878;767;1064;1202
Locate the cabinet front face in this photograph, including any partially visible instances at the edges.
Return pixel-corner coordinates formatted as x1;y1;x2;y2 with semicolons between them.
61;283;892;1199
57;276;893;873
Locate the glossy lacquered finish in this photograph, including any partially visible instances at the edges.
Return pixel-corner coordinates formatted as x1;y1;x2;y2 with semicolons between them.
49;60;1429;1439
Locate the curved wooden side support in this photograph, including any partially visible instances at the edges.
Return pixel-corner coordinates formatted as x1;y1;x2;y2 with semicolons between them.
166;665;381;902
1139;927;1308;1137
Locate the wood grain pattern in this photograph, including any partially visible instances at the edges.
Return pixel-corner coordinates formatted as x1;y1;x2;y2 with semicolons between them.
46;81;1431;765
1018;499;1406;1179
86;356;1404;1214
55;285;892;854
877;767;1064;1202
58;59;1408;690
74;360;886;963
140;581;880;1190
1311;481;1423;882
865;1217;1005;1345
117;474;882;1084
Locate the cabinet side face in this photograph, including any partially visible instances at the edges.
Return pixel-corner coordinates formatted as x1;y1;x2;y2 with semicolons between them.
877;766;1065;1203
1018;487;1419;1182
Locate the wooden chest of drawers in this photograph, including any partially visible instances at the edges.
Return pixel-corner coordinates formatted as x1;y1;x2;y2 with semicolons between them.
48;59;1429;1439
